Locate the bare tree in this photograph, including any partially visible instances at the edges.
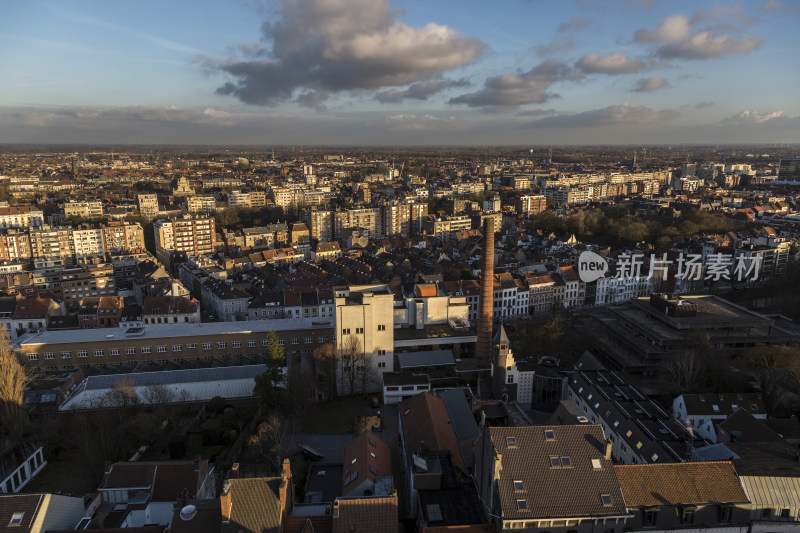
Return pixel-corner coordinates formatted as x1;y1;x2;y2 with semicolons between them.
103;379;140;409
247;413;294;470
0;325;28;444
743;345;800;416
140;383;177;406
340;335;363;396
664;351;703;392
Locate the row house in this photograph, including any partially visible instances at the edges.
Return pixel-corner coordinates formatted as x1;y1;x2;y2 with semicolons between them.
526;273;557;313
493;272;529;320
77;296;123;328
142;295;200;325
201;278;252;321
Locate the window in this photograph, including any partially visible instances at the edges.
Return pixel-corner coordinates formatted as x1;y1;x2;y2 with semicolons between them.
141;346;151;354
110;349;120;356
278;338;285;346
681;507;695;524
94;349;104;357
601;494;613;506
506;436;517;447
549;456;561;467
377;349;386;356
369;465;377;475
318;336;326;344
77;350;88;358
172;345;182;352
544;429;556;440
643;509;657;526
187;343;197;349
560;457;571;467
719;506;732;523
342;328;350;335
232;341;241;348
217;342;227;349
27;354;38;361
781;508;790;519
8;512;23;526
305;337;313;344
369;437;376;447
126;347;135;355
513;480;525;491
377;362;386;368
377;324;386;331
247;340;256;348
288;337;298;345
262;339;269;347
516;500;528;511
761;508;771;519
61;351;71;359
157;345;167;353
44;352;54;360
507;375;514;384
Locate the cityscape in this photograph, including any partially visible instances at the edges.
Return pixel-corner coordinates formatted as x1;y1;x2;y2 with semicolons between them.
1;1;800;533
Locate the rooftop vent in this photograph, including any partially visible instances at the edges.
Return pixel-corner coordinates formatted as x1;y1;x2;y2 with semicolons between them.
179;505;197;521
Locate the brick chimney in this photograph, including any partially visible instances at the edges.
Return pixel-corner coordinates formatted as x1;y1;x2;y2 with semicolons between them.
220;479;232;522
605;439;613;460
476;217;495;361
279;458;292;520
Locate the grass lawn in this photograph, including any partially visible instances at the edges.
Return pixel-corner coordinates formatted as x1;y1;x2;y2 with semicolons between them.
303;398;369;434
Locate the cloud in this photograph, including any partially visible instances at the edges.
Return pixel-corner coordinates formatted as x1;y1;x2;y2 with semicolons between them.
631;76;669;92
384;113;456;130
449;59;582;110
633;13;761;59
718;110;788;125
13;105;240;128
536;17;592;57
518;108;558;117
375;78;469;103
528;102;679;127
576;51;646;74
695;101;714;109
762;0;800;12
209;0;486;106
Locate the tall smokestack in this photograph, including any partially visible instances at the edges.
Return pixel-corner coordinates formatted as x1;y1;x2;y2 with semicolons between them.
476;217;495;361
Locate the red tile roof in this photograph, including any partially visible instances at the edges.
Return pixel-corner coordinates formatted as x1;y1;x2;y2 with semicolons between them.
400;392;466;474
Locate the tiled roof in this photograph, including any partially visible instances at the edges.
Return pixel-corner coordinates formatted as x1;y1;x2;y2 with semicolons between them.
222;477;282;533
0;493;43;533
488;425;626;520
342;430;392;497
332;496;398;533
400;392;466;473
614;461;748;507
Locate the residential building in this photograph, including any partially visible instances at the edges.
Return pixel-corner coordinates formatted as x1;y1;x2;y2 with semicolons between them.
474;425;630;533
0;492;85;532
0;206;44;229
304;208;335;242
59;263;116;305
142;295;200;325
341;430;392;497
138;194;159;219
186;195;217;214
673;393;766;442
517;195;547;216
614;461;750;531
220;462;292;533
154;216;216;265
201;278;252;322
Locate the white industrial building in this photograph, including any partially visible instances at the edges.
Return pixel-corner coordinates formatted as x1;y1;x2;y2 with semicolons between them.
59;364;268;410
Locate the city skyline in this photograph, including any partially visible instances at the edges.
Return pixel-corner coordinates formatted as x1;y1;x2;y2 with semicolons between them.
1;0;799;145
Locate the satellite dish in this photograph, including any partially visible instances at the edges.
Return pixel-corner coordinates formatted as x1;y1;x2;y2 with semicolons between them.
179;505;197;521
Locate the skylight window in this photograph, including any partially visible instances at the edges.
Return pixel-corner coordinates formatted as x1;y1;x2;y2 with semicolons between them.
506;436;517;447
601;494;613;506
516;500;528;510
9;513;23;526
550;456;561;467
712;404;720;412
513;480;525;491
592;458;602;469
560;457;571;467
544;430;556;441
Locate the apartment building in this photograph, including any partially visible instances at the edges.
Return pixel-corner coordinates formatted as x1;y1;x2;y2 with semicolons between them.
101;222;146;254
0;230;32;261
335;285;395;395
186;195;217;214
304;208;335;242
29;226;75;261
72;228;105;260
335;208;382;240
0;206;44;229
424;215;471;240
63;200;103;219
59;263;116;304
517;195;547;216
153;216;216;264
137;194;159;219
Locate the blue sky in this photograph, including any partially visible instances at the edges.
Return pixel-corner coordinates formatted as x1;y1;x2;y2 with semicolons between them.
0;0;798;144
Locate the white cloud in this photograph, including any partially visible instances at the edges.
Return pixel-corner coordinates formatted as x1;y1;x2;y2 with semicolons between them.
631;76;669;92
528;102;679;127
718;110;787;124
375;78;469;104
576;51;646;74
210;0;486;106
633;12;761;59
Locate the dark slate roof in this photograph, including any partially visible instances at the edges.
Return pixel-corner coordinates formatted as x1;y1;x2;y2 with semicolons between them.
614;461;748;507
438;389;479;442
0;493;43;533
84;365;268;391
488;425;627;520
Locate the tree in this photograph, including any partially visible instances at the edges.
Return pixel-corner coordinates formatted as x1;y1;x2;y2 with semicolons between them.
742;345;800;416
663;351;703;392
103;379;140;409
312;343;339;401
140;383;177;407
248;413;294;471
254;331;285;405
339;335;361;396
0;325;28;444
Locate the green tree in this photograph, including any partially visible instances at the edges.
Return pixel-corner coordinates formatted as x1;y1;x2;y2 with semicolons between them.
254;331;286;405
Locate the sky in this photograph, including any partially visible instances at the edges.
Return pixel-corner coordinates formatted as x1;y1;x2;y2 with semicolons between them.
0;0;798;145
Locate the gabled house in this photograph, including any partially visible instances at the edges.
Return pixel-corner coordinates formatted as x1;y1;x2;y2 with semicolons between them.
341;430;392;497
220;459;292;533
474;425;630;533
0;493;85;533
614;461;750;530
